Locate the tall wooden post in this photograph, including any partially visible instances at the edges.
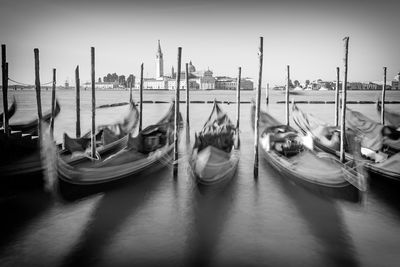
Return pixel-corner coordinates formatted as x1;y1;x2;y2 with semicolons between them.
266;83;269;106
381;67;387;125
34;48;43;138
185;63;190;128
335;67;340;127
1;44;9;136
340;37;349;163
75;65;81;138
139;63;144;132
129;78;133;103
286;65;290;125
91;47;96;159
254;37;263;178
50;68;56;136
236;67;241;148
174;47;182;176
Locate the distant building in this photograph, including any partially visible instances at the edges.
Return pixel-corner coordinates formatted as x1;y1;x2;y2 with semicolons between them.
392;72;400;90
215;76;254;90
83;82;117;89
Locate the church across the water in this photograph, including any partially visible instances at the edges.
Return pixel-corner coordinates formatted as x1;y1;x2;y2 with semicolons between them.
135;40;253;90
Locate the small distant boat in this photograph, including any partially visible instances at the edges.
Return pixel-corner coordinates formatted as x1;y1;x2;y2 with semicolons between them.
292;103;400;182
190;101;239;185
251;103;365;191
0;96;17;127
9;100;60;135
377;100;400;129
54;101;182;186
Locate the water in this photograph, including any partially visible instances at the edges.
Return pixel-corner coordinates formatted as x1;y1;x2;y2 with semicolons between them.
1;89;400;267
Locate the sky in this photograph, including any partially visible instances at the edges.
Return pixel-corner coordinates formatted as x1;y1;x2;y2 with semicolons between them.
0;0;399;86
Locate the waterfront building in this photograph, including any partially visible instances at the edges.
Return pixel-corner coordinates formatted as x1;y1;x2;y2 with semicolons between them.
215;76;254;90
83;82;117;89
392;72;400;90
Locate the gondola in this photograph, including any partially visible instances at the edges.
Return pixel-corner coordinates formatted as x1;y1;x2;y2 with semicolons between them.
61;100;139;159
9;100;60;135
190;101;239;185
251;103;365;191
0;96;17;127
292;103;400;182
377;100;400;129
53;101;182;186
0;99;61;180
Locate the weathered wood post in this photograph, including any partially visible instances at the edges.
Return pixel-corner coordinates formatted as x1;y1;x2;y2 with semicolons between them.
129;77;133;103
236;67;241;148
185;63;190;128
91;47;96;159
34;48;43;138
185;62;190;144
75;65;81;138
50;68;56;137
1;44;9;136
265;82;269;106
173;47;182;176
335;67;340;127
381;67;387;124
286;65;290;125
340;37;349;163
139;63;144;132
254;37;263;178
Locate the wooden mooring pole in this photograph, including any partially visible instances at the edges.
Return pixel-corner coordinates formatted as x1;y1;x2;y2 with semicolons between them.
34;48;43;138
91;47;96;159
236;67;241;148
129;78;133;103
340;37;349;163
381;67;387;125
185;62;190;144
174;47;182;176
254;37;263;178
50;68;56;137
75;65;81;138
286;65;290;125
335;67;340;127
139;63;144;132
1;44;9;136
266;83;269;106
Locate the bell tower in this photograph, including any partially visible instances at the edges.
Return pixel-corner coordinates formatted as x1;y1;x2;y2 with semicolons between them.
156;40;164;79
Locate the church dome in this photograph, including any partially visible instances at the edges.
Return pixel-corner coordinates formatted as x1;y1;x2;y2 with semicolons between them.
394;72;400;81
188;61;196;72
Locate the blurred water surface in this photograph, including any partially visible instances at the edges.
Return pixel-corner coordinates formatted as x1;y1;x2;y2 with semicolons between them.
0;89;400;267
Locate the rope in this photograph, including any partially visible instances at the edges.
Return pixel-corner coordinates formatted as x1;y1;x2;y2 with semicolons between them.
8;77;53;87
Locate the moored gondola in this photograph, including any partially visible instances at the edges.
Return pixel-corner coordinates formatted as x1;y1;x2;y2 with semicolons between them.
251;103;365;191
190;101;239;185
8;100;60;135
0;96;17;127
52;101;182;188
377;100;400;129
61;100;139;160
292;103;400;183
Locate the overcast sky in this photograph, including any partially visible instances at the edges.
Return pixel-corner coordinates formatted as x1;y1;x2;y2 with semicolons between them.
1;0;399;86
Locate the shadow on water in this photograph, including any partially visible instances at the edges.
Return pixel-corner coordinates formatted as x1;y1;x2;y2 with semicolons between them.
59;166;170;267
0;189;51;251
184;173;239;267
261;162;361;267
368;176;400;220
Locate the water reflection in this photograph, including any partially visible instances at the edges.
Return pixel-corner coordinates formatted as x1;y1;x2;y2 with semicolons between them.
0;190;51;251
263;162;361;267
184;174;239;266
59;167;169;267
